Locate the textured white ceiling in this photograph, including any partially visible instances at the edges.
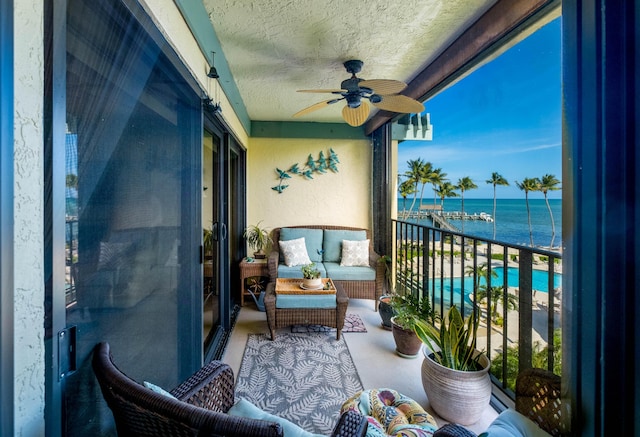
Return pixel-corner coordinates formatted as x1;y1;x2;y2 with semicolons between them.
203;0;497;124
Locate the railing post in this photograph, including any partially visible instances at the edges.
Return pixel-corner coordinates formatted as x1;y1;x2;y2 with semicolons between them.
518;249;533;371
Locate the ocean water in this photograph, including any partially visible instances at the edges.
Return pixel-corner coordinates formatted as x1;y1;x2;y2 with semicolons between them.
397;198;562;248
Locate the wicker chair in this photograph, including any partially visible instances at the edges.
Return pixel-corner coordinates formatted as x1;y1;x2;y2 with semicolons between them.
433;368;568;437
92;342;368;436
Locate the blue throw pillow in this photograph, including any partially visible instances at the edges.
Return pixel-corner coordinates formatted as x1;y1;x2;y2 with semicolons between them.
229;398;324;437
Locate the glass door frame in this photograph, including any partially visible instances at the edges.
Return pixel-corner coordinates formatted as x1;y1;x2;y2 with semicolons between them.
203;115;230;360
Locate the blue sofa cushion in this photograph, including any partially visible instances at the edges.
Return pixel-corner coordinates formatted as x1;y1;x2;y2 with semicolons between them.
278;263;327;279
323;230;367;262
324;262;376;281
275;293;337;309
482;409;552;437
280;228;324;263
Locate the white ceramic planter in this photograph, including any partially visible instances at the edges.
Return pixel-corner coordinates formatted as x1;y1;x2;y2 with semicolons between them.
421;346;491;425
302;277;323;289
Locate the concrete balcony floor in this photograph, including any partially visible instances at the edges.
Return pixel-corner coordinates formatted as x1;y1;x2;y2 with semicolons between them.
222;297;499;435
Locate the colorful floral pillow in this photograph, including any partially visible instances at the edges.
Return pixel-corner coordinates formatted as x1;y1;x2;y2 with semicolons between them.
340;239;370;267
280;237;312;267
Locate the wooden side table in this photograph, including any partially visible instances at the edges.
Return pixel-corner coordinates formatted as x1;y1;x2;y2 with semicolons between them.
239;258;269;306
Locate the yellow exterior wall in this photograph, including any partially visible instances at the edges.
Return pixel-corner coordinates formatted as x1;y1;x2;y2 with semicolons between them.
247;137;372;233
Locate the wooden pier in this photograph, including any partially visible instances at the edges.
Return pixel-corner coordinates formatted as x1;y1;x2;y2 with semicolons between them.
399;208;494;232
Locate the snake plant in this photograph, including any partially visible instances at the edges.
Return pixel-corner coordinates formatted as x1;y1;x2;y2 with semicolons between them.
414;305;485;371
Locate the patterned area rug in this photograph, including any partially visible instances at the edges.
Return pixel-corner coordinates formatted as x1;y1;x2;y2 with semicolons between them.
291;312;367;333
235;333;364;435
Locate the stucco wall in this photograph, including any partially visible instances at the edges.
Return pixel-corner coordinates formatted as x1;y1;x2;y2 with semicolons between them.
14;0;45;435
247;137;372;234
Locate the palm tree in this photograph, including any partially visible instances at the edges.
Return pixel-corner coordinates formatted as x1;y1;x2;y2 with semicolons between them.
398;179;416;220
435;181;458;211
417;161;434;211
539;174;561;248
465;263;498;294
403;158;425;220
485;172;509;239
465;263;517;323
515;177;540;246
456;176;478;233
430;168;447;210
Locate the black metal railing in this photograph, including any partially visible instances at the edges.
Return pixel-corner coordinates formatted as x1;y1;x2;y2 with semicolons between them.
392;219;562;400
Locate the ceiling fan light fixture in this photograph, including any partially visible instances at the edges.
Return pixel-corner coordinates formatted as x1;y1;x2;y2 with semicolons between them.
345;93;362;108
293;60;423;127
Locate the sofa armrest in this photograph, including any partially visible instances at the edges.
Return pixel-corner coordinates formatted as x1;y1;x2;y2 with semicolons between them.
267;250;280;281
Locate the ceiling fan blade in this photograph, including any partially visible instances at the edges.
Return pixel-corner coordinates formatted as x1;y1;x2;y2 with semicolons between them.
342;101;370;127
297;89;346;94
292;98;343;118
359;79;406;95
372;94;424;113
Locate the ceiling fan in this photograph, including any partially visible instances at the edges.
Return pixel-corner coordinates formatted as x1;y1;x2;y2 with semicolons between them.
293;59;425;127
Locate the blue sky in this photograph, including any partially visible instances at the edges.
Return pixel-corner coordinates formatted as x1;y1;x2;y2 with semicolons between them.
398;18;562;199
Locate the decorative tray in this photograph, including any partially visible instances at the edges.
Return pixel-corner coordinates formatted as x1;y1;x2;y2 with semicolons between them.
275;278;336;295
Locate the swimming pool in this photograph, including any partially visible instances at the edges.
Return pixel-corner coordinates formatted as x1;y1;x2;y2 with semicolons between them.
430;267;562;308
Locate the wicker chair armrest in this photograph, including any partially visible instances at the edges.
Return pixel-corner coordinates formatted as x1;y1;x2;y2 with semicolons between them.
515;368;567;436
267;250;280;280
433;423;477;437
330;410;368;437
171;360;235;413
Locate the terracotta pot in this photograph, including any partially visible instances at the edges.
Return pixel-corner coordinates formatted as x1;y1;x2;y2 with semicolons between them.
421;347;491;425
378;295;396;330
390;317;422;358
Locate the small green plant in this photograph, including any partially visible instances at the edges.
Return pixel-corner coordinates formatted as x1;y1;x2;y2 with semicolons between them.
390;293;436;330
203;225;214;258
378;255;394;294
243;221;272;256
414;305;484;371
301;263;321;279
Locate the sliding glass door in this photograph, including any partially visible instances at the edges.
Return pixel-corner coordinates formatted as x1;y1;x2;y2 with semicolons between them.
202;128;224;354
46;0;203;435
203;118;244;360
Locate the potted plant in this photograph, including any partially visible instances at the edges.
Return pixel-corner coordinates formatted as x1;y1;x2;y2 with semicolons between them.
243;221;272;259
300;263;322;289
203;226;214;259
377;255;396;330
414;305;491;425
390;293;435;358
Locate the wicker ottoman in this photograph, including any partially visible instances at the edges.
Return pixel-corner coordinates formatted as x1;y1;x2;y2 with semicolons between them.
264;281;348;340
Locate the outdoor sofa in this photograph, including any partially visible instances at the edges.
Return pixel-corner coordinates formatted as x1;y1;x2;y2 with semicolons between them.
267;225;384;310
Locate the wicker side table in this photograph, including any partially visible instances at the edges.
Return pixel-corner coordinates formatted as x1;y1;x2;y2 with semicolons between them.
239;258;269;306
